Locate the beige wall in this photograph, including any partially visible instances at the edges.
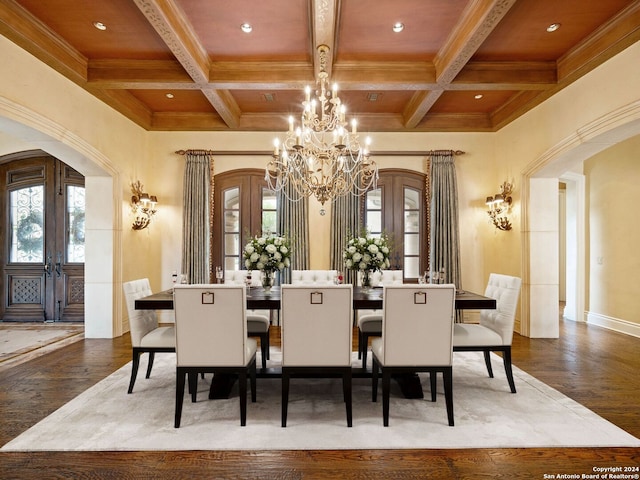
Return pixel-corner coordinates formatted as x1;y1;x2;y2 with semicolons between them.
585;135;640;327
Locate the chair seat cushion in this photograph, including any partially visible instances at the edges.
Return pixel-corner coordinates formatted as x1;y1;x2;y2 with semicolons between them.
140;326;175;348
357;313;382;332
371;337;383;361
245;337;258;364
453;323;504;347
247;314;270;333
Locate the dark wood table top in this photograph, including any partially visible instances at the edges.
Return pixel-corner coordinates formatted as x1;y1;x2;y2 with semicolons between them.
135;286;496;311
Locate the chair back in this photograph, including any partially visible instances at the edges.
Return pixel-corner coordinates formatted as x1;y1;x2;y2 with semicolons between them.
480;274;522;345
173;284;250;367
291;270;337;285
380;284;456;366
123;278;158;347
224;270;262;287
281;284;353;367
358;269;403;287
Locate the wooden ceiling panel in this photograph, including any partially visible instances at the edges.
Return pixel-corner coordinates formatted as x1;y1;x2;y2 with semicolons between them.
177;0;311;61
16;0;173;60
473;0;635;61
129;89;216;113
430;90;518;114
232;90;303;114
337;0;469;62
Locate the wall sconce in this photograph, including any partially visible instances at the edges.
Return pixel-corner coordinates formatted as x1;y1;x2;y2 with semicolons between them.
130;180;158;230
486;181;513;231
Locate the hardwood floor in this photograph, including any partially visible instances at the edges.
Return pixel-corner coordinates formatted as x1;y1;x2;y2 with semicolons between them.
0;319;638;479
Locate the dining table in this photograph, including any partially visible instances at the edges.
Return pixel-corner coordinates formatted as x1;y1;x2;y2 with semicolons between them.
135;285;496;399
135;285;496;312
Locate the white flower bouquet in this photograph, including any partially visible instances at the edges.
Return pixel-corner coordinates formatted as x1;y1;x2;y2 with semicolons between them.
343;233;391;273
243;234;291;273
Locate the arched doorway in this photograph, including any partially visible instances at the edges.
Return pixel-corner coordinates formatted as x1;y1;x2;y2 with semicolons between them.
0;99;120;338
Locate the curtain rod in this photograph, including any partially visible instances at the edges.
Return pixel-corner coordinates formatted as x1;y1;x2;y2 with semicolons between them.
175;149;465;156
175;149;216;155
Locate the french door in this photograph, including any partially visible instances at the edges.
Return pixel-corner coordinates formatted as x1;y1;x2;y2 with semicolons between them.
0;155;85;322
213;169;276;271
363;169;427;280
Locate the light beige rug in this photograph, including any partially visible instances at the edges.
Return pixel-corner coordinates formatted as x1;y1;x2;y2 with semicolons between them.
3;350;638;451
0;324;84;371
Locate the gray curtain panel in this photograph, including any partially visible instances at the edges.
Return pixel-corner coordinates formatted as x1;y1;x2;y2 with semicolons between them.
181;152;211;284
330;193;361;286
277;183;309;284
429;153;462;290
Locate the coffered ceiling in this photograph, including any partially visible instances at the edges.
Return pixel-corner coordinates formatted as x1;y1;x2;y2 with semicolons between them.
1;0;638;132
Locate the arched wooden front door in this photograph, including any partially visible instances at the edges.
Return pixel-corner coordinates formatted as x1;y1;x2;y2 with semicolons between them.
0;153;85;322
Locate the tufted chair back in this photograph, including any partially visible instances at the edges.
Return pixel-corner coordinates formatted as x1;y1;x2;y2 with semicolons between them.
479;274;522;345
224;270;263;287
291;270;338;285
123;278;159;347
358;269;403;287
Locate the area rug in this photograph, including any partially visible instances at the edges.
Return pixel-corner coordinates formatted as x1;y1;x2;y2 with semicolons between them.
2;350;638;451
0;324;84;371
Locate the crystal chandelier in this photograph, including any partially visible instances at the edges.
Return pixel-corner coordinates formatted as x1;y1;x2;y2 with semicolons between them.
266;45;378;213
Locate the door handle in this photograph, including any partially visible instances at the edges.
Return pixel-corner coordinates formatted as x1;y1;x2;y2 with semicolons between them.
55;252;62;277
44;252;53;277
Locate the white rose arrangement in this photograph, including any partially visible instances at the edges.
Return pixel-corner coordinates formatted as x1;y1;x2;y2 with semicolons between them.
243;234;291;273
343;233;391;273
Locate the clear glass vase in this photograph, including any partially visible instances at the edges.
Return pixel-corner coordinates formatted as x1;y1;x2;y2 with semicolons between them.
361;270;372;291
261;270;276;293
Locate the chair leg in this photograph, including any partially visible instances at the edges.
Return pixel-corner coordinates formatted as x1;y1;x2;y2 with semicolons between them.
260;334;268;370
372;357;379;402
250;359;257;402
357;329;363;359
342;370;353;427
127;349;141;394
429;371;437;402
483;350;494;378
265;332;270;360
145;351;155;379
382;369;391;427
443;367;454;426
502;347;517;393
281;371;290;427
175;369;186;428
188;372;198;402
239;371;247;426
361;334;368;369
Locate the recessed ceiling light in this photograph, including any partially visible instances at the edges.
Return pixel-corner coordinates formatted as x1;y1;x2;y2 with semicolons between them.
474;94;483;99
241;23;252;33
93;21;107;31
392;22;404;33
546;23;561;33
165;93;174;99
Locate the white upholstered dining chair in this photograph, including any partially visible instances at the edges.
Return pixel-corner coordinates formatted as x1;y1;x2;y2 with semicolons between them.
453;273;522;393
123;278;175;394
173;284;257;427
372;284;456;426
290;270;338;285
224;270;271;369
280;284;354;427
356;270;403;368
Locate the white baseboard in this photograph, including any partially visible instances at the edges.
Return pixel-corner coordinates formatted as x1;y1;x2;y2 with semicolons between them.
585;312;640;338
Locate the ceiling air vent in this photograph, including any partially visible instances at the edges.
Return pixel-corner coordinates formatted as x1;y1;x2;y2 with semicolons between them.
367;92;382;102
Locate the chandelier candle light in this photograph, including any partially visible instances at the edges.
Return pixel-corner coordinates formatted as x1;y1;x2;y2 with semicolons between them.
266;45;378;214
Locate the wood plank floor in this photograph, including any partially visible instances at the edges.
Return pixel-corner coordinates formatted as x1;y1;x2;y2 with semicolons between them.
0;318;638;479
